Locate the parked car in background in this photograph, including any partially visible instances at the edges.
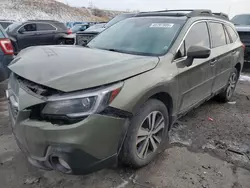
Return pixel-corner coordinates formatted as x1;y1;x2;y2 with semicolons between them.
76;13;136;46
0;20;14;29
71;24;90;33
231;14;250;62
66;22;88;29
84;23;106;32
7;10;244;175
6;20;71;54
0;25;13;82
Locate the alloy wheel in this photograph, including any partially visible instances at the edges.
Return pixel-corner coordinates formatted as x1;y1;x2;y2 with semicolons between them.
136;111;165;159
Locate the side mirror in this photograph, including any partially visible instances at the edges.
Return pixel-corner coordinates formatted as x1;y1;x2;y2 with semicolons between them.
185;46;211;67
187;46;211;59
18;28;25;34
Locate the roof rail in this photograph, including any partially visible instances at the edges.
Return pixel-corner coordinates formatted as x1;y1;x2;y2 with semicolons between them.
186;9;212;17
213;12;229;20
27;20;59;22
136;9;229;20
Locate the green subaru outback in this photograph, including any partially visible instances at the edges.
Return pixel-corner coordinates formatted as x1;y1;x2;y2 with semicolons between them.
7;10;244;174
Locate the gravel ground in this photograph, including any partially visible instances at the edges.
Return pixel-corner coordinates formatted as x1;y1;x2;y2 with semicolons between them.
0;72;250;188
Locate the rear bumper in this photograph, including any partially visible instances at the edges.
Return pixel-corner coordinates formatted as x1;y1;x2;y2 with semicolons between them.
9;105;129;174
0;55;13;82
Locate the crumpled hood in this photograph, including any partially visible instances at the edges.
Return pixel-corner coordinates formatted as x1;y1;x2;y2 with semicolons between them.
9;46;159;92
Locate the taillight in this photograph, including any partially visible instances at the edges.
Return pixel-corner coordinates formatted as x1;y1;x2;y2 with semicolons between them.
67;29;72;35
0;39;14;55
242;43;246;51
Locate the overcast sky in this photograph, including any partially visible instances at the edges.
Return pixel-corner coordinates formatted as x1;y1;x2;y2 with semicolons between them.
56;0;250;17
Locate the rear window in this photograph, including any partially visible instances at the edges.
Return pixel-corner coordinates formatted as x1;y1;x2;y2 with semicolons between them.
55;22;67;30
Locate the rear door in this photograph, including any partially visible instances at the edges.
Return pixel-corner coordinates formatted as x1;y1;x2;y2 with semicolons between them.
175;21;214;112
35;23;57;45
208;22;234;93
17;23;38;50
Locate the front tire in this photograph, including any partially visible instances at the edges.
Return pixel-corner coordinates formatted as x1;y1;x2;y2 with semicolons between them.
217;68;239;102
120;99;169;168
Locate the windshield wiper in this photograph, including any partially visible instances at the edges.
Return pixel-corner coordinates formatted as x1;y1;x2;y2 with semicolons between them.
106;49;123;53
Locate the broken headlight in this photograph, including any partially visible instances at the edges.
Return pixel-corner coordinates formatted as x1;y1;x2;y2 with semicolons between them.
42;82;123;118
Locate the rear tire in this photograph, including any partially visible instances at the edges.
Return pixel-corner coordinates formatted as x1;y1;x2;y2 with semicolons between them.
120;99;169;168
217;68;239;102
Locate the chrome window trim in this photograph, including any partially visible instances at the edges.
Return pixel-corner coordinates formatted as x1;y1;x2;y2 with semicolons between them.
173;19;234;63
173;20;208;62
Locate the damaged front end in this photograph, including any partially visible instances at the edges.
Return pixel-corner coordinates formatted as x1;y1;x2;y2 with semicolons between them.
76;32;99;46
7;73;129;174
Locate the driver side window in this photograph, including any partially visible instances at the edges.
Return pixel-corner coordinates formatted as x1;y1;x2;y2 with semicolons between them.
19;23;37;33
175;22;210;60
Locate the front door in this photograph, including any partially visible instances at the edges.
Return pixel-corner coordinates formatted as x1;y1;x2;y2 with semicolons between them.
17;23;39;50
175;22;214;113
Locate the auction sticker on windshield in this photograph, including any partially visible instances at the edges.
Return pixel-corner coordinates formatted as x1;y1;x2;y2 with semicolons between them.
150;23;174;28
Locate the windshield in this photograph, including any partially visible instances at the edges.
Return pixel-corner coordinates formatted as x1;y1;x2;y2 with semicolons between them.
105;14;135;28
231;14;250;25
88;17;184;56
0;22;13;29
5;22;22;32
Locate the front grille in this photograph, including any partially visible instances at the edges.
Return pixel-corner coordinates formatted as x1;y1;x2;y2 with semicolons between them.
76;33;98;46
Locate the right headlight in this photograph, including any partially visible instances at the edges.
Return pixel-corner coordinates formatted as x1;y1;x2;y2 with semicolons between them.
42;82;123;118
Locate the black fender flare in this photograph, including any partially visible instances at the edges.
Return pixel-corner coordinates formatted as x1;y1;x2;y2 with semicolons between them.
131;84;177;128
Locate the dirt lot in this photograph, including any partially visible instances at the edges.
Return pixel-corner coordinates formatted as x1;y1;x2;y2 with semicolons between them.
0;72;250;188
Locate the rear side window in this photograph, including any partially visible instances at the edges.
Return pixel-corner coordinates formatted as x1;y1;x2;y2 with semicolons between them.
224;26;231;44
56;23;67;30
225;25;238;42
209;23;226;48
37;23;56;31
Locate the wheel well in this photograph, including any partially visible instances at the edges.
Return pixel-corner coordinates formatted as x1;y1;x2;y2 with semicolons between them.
235;63;241;75
150;92;173;117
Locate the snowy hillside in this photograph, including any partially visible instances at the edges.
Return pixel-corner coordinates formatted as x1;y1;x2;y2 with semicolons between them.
0;0;121;22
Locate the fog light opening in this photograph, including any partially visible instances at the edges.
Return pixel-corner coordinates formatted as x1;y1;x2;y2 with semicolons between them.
50;156;72;174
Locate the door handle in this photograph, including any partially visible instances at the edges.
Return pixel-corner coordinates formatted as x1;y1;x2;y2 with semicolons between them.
210;59;217;66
